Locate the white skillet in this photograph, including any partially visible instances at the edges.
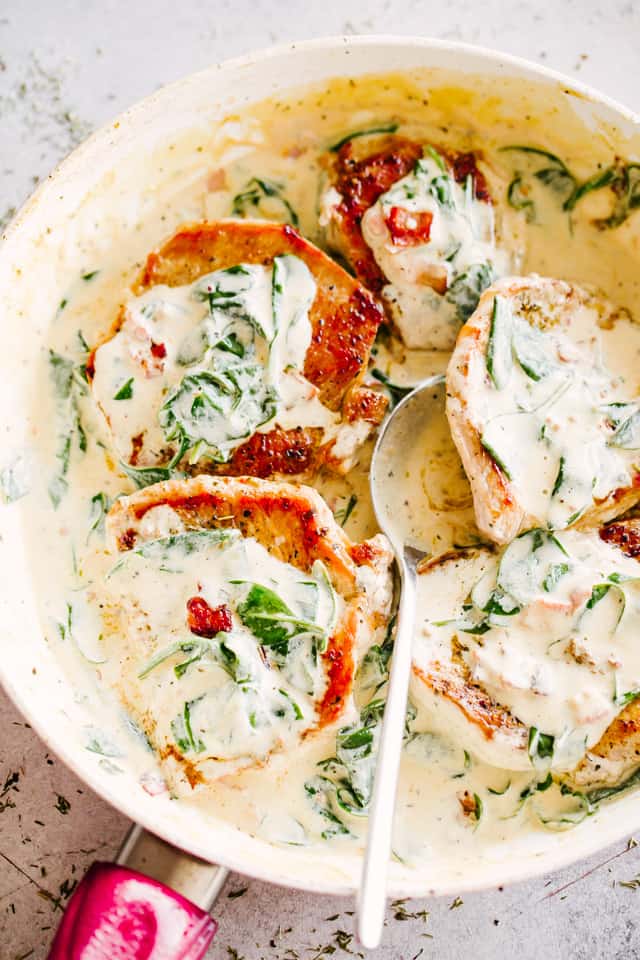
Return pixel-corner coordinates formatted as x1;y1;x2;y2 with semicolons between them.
2;36;640;931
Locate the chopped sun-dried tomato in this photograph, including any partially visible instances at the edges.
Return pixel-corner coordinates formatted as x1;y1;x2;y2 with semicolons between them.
186;597;233;637
150;340;167;359
384;206;433;246
448;151;490;201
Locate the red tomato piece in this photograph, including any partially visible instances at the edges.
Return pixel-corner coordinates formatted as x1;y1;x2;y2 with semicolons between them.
384;206;433;246
186;597;233;637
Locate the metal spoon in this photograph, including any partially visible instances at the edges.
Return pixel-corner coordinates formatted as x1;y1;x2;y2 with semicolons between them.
357;374;445;949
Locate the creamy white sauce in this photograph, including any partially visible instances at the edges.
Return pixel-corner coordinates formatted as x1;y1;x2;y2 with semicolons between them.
359;151;512;350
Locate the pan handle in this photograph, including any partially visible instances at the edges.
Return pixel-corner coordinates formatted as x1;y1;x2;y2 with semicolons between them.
45;825;228;958
116;823;229;911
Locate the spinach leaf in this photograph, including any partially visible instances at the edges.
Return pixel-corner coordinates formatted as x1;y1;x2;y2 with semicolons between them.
586;583;612;608
356;613;396;698
528;726;555;764
0;455;30;504
460;620;492;635
585;764;640;805
138;639;207;679
502;147;640;229
237;583;326;656
500;146;576;200
512;319;554;381
551;455;565;498
316;695;415;818
216;332;245;358
48;349;88;508
609;407;640;450
113;377;134;400
109;528;239;576
231;177;299;227
334;699;385;809
542;562;570;592
159;367;277;465
481;588;521;617
564;165;617;211
594;163;640;229
171;700;205;754
334;493;357;527
507;175;535;222
488;780;512;796
304;776;351;838
276;688;304;721
143;633;252;685
480;436;513;480
88;491;111;539
614;688;640;709
119;461;174;489
486;295;513;389
445;262;494;323
328;122;399;153
429;173;455;208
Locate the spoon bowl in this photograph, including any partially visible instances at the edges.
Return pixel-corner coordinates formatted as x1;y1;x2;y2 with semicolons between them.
370;375;446;552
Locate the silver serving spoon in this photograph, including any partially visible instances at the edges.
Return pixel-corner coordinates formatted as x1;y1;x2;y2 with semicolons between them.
357;374;445;949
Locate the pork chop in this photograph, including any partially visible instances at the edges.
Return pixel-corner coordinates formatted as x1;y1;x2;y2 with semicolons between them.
410;521;640;787
446;275;640;544
101;476;393;794
90;220;387;482
320;133;512;350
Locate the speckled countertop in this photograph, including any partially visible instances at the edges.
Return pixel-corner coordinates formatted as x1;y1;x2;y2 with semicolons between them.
2;2;640;958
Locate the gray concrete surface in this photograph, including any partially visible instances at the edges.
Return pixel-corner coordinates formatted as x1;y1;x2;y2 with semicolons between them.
2;1;640;957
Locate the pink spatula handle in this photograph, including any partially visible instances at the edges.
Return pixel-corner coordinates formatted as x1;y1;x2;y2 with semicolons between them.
46;861;217;959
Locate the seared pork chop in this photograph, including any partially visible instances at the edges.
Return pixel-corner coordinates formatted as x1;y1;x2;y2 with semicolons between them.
446;275;640;545
102;476;393;794
410;521;640;787
321;134;512;350
91;220;387;481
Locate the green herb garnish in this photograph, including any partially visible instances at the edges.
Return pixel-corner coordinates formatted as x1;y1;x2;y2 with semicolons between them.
328;122;399;153
88;491;111;539
236;583;326;657
231;177;299;227
113;377;134;400
528;726;555;764
507;175;535;221
542;562;570;592
445;262;494;323
486;295;514;390
171;700;205;754
480;436;513;480
48;349;88;508
0;455;30;504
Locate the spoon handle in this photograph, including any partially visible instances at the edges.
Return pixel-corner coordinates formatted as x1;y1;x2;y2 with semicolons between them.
357;551;418;949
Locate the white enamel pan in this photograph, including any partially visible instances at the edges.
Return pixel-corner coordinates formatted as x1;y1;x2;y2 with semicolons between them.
2;36;640;934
